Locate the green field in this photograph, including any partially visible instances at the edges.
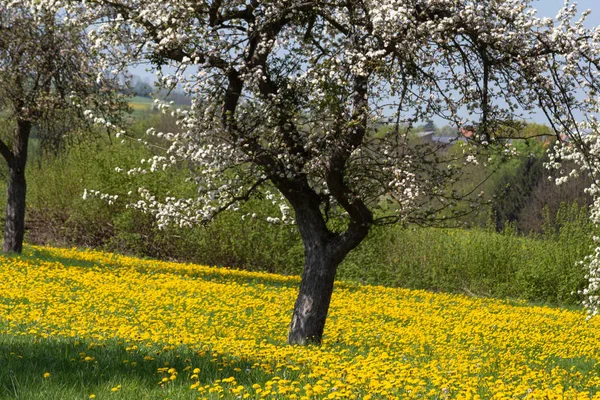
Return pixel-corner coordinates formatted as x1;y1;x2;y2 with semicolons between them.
129;96;153;112
1;245;600;399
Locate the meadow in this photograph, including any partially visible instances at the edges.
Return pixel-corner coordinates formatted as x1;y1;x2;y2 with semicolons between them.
0;120;591;309
128;96;154;112
1;246;600;399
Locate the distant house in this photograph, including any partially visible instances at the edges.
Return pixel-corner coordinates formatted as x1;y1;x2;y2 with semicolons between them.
415;130;435;141
459;126;476;140
415;124;482;146
426;126;475;145
430;136;456;144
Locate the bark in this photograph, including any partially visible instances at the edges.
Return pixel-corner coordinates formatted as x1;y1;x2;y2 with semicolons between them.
287;193;370;345
2;120;31;253
288;241;338;345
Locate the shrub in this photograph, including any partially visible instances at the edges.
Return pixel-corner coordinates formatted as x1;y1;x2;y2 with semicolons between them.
0;127;594;307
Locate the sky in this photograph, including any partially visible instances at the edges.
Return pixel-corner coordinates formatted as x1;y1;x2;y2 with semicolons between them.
527;0;600;123
132;0;600;127
437;0;600;126
534;0;599;24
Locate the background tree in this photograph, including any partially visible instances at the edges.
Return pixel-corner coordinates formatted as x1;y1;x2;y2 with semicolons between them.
64;0;600;343
491;139;545;231
130;76;154;98
0;3;127;253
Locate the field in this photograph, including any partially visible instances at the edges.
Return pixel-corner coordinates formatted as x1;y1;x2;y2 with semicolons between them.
1;246;600;399
129;96;154;111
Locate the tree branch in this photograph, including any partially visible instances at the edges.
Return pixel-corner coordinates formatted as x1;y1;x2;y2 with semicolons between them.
0;138;13;164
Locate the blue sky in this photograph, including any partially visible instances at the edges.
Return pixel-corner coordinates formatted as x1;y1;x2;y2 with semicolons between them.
132;0;600;127
439;0;600;126
534;0;599;24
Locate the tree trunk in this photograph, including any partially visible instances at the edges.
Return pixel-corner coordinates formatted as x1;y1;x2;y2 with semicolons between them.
287;198;370;345
3;165;27;253
2;120;30;253
288;240;340;345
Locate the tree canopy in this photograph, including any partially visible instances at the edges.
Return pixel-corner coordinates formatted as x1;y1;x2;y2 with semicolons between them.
0;3;126;252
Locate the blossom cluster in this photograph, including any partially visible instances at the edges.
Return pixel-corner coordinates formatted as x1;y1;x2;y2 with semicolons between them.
0;2;127;143
39;0;557;226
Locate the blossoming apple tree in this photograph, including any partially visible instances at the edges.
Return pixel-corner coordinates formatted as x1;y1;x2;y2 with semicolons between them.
49;0;600;343
0;3;126;253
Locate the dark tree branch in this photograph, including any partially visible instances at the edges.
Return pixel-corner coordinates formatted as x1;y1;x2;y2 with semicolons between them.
0;138;13;164
205;176;269;223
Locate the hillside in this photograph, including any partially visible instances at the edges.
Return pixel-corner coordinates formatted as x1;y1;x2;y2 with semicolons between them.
0;246;599;399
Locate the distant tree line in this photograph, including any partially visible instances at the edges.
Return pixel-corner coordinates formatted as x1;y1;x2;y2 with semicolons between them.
128;76;192;106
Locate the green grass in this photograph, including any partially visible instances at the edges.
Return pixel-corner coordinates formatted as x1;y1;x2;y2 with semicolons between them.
0;111;595;310
2;246;600;399
0;247;302;399
129;96;153;112
0;334;287;400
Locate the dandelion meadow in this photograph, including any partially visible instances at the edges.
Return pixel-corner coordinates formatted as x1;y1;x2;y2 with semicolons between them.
0;246;598;399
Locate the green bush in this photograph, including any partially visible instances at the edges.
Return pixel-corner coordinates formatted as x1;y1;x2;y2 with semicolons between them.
0;123;595;308
338;202;593;306
11;134;304;273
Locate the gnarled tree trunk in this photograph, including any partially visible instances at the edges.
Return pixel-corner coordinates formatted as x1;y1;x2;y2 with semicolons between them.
288;238;340;345
2;119;30;253
286;191;370;345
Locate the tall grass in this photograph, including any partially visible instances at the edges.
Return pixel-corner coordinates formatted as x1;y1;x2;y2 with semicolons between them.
0;122;595;307
341;205;592;306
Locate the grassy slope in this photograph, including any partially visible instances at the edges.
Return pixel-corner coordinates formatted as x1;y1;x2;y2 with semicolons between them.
1;246;600;399
0;110;593;309
129;96;153;111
